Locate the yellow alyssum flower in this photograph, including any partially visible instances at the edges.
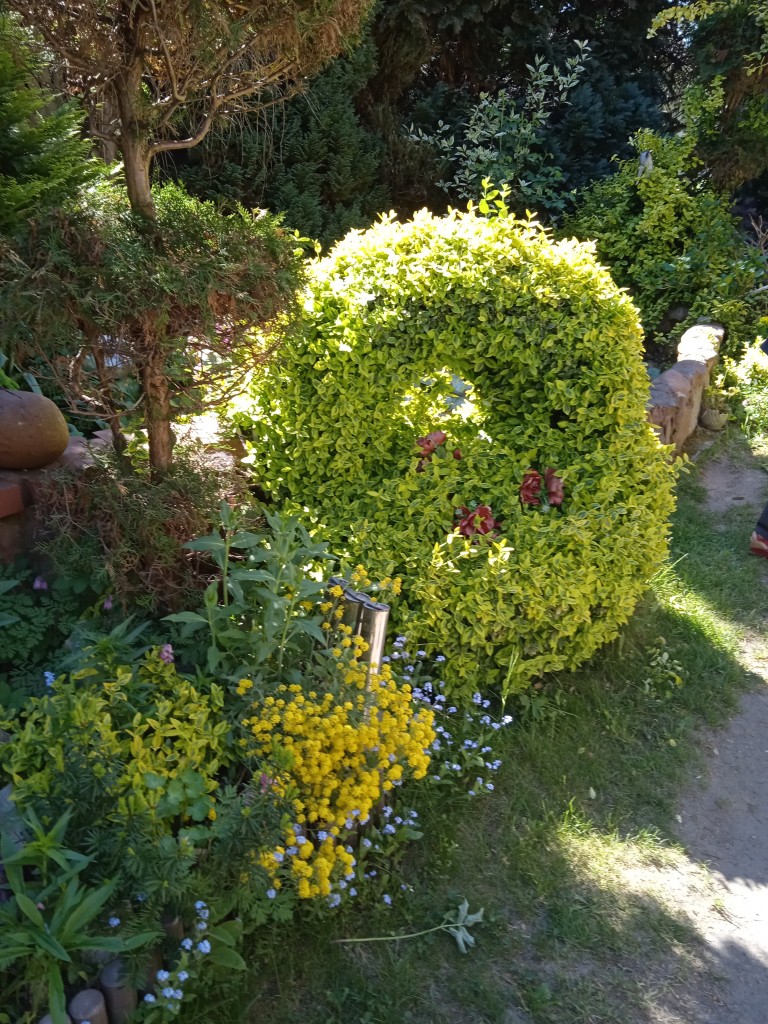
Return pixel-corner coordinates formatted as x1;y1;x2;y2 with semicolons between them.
246;660;435;901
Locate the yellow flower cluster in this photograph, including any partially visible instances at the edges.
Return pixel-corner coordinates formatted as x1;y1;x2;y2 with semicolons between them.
246;654;435;899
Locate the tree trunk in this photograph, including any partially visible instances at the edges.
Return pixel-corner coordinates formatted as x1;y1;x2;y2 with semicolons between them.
140;342;174;478
115;58;155;220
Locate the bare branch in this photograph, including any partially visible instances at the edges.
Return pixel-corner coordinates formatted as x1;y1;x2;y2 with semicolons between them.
147;0;186;104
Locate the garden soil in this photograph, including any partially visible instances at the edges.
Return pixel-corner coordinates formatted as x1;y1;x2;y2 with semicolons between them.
648;452;768;1024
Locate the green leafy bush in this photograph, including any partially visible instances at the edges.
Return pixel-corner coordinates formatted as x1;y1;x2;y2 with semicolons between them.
237;190;677;698
723;334;768;437
409;43;592;217
562;126;764;360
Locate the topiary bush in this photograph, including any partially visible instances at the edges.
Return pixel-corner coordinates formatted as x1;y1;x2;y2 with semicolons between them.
238;193;677;698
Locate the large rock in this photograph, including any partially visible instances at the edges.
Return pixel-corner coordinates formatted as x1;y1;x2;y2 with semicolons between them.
0;388;70;470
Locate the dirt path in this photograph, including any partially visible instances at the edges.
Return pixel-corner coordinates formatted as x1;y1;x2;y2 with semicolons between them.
653;452;768;1023
671;684;768;1023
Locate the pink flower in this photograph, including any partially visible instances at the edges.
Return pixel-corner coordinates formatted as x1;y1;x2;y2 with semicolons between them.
102;595;113;612
159;644;174;664
32;576;48;591
416;430;447;457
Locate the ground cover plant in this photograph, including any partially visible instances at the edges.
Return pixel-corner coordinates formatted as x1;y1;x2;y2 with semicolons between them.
237;189;677;697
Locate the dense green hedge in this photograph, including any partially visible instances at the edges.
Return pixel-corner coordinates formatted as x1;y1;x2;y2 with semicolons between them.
240;201;677;697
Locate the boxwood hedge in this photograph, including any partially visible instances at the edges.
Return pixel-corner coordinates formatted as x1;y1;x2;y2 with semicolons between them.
241;202;677;698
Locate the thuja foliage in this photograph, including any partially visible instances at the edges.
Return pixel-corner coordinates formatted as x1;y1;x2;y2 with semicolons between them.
0;16;96;237
239;188;677;698
35;447;244;614
563;126;764;359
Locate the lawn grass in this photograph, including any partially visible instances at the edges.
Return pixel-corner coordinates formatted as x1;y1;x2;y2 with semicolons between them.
217;429;766;1024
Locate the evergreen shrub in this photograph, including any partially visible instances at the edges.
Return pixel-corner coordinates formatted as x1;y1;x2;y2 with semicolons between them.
562;128;764;360
239;194;678;697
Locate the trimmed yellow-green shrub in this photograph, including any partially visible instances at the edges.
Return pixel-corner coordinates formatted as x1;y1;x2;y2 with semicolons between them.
239;198;677;698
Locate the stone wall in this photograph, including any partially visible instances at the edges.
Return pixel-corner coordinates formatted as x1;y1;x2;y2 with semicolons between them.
646;324;724;453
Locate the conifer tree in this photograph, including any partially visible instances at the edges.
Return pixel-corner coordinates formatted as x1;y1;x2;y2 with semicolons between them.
0;16;95;236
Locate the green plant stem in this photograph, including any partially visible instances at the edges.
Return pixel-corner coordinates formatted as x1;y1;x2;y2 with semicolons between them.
334;922;450;944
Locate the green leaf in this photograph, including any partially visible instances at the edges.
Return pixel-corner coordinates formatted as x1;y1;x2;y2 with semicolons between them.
32;928;72;963
184;534;226;554
164;611;208;625
15;893;45;929
58;878;115;941
208;944;246;970
290;619;327;644
47;963;68;1024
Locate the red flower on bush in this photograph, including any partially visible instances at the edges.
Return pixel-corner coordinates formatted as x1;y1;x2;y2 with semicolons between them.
544;468;564;507
519;469;543;506
519;468;564;508
416;429;458;472
455;504;500;538
416;430;447;457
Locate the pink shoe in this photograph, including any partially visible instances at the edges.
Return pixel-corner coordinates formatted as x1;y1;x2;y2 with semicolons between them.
750;532;768;558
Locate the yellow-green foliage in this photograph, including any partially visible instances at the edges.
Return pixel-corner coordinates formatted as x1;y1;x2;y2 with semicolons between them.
562;128;763;357
3;653;232;826
241;203;677;697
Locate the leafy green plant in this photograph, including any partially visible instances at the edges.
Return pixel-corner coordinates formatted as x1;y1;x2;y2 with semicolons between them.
0;578;18;629
166;499;331;684
562;123;764;360
410;42;591;216
0;810;156;1024
722;334;768;437
0;649;287;929
0;561;86;706
238;184;677;698
167;503;331;681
